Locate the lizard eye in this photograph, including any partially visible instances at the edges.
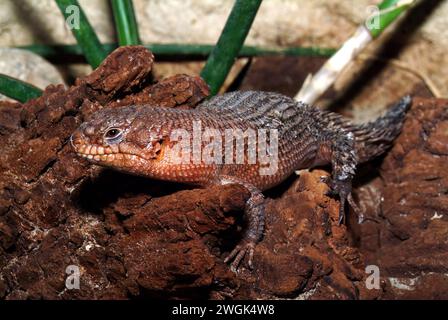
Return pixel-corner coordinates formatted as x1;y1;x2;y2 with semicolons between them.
104;128;122;140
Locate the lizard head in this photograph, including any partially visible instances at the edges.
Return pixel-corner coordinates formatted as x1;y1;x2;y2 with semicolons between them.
71;105;166;173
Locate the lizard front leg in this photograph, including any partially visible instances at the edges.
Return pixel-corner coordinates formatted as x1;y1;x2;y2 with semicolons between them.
219;177;265;272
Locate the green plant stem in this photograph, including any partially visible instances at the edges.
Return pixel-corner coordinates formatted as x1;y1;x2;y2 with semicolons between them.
111;0;141;46
200;0;263;95
15;43;336;59
0;74;43;103
55;0;108;68
367;0;415;38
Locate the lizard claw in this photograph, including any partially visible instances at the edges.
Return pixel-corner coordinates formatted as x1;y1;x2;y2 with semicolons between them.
338;205;346;225
321;176;338;197
320;175;331;185
323;177;359;225
224;240;255;272
337;191;361;225
347;192;360;212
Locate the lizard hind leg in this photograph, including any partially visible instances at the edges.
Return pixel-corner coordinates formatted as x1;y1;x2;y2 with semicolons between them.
219;177;265;272
320;131;359;225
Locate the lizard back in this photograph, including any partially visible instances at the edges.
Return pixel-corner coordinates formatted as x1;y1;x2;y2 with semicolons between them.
72;91;410;191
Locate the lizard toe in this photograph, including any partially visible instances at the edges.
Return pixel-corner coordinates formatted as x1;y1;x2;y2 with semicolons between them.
224;240;256;272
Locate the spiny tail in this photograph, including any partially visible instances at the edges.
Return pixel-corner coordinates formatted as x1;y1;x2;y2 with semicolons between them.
353;96;412;163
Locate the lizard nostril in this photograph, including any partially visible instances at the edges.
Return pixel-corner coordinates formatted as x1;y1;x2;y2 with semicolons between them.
84;126;95;136
70;131;84;149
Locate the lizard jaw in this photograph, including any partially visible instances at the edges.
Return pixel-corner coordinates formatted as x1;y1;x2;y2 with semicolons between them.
74;142;147;165
70;131;143;166
71;131;136;163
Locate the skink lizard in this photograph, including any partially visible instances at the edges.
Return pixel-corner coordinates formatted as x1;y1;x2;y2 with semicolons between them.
71;91;411;271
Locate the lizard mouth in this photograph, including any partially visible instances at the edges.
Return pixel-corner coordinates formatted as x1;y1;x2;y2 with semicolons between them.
74;143;145;164
70;133;146;165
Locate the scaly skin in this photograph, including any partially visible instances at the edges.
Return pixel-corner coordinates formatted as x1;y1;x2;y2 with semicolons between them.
71;91;411;271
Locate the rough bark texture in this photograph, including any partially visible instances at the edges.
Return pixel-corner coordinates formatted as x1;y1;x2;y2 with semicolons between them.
353;97;448;299
0;46;446;299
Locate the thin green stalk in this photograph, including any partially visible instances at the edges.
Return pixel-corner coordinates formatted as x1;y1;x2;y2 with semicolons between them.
55;0;108;68
111;0;141;46
240;45;336;57
367;0;415;38
15;43;336;59
200;0;262;95
0;74;43;103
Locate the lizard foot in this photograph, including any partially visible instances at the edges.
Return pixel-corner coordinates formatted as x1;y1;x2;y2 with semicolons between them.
224;240;256;272
322;177;359;225
217;177;264;272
